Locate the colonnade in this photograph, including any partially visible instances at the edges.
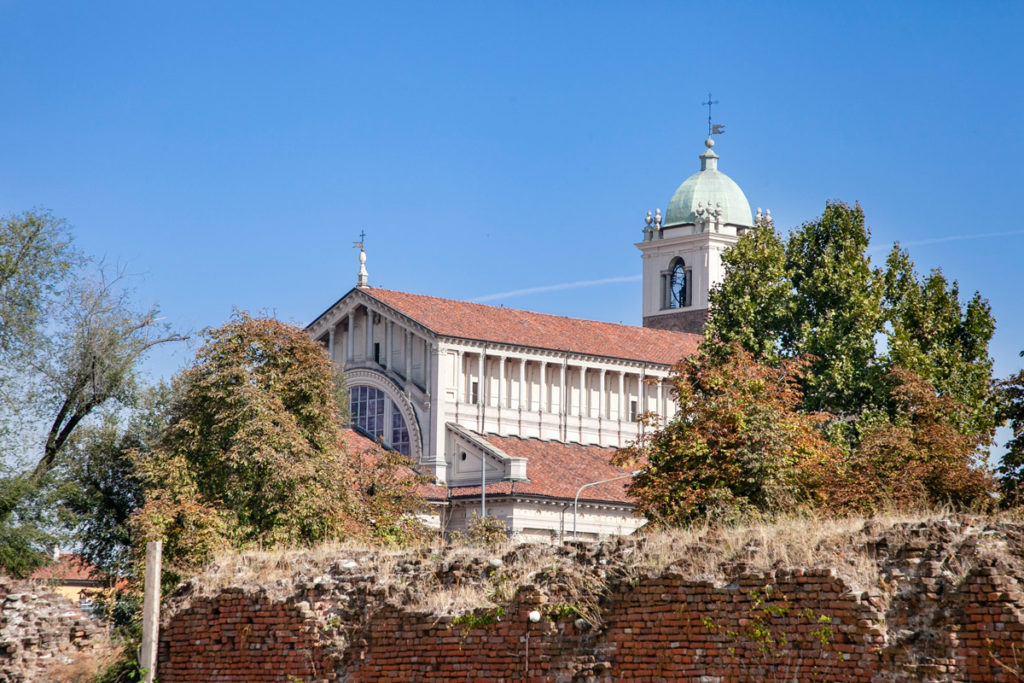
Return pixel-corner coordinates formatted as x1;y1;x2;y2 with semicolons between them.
451;349;668;423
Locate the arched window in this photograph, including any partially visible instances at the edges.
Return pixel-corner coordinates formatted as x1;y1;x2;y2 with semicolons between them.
666;259;688;309
350;385;410;455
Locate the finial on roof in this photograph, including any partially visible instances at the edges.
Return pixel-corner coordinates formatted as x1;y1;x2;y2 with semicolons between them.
354;231;369;289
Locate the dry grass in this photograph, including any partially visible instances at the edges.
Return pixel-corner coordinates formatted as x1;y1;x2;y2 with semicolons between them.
46;642;125;683
175;510;1023;618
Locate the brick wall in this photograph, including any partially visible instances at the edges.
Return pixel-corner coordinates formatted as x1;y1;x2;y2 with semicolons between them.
0;576;109;682
158;520;1024;682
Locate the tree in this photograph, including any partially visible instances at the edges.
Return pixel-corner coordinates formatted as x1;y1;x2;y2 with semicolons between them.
825;369;996;512
53;385;172;577
707;201;997;449
613;344;840;526
883;245;998;437
784;202;884;417
130;313;427;577
998;354;1024;506
705;216;791;362
0;272;183;526
0;212;182;573
0;211;77;359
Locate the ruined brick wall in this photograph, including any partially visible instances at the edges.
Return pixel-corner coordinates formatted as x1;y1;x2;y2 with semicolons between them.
0;576;109;683
158;520;1024;682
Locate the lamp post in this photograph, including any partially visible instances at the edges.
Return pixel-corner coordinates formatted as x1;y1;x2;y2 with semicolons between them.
572;470;644;540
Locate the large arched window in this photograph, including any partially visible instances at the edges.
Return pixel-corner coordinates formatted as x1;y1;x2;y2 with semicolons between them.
664;258;689;309
350;385;410;455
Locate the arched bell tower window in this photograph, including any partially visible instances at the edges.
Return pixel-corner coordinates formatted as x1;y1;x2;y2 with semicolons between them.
662;258;691;309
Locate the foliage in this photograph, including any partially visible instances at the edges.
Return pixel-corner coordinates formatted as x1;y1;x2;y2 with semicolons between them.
448;513;510;549
704;218;791;362
130;312;428;578
348;444;433;546
0;480;53;577
997;353;1024;506
824;370;996;512
706;201;997;451
0;211;182;573
614;344;840;526
52;385;172;577
883;245;999;437
701;586;835;680
0;210;77;359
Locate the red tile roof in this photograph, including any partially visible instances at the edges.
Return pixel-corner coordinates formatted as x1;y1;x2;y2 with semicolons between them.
448;434;637;505
360;288;700;366
340;429;447;499
30;554;102;583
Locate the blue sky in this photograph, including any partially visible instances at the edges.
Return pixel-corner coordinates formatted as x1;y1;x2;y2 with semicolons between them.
1;2;1022;399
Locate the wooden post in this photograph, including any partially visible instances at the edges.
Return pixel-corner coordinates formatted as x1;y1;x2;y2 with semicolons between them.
139;540;162;683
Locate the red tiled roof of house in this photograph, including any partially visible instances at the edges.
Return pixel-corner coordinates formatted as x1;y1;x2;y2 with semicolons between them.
361;288;700;366
340;429;447;499
30;554;101;583
448;434;637;505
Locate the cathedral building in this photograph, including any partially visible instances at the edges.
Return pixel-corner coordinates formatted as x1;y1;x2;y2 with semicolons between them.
308;135;756;541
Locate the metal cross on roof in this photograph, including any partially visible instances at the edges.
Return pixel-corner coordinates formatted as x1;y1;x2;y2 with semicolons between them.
702;92;718;137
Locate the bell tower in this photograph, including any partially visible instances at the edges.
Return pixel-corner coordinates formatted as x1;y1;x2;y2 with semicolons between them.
637;134;756;334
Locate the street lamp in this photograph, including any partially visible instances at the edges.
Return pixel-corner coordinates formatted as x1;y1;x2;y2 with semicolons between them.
572;470;644;540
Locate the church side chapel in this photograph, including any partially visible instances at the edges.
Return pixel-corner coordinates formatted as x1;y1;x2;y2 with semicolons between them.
308;121;760;541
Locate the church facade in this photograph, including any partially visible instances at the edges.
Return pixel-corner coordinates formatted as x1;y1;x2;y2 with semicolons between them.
307;135;756;541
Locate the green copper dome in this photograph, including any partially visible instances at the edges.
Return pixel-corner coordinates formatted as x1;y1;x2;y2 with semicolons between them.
663;138;753;227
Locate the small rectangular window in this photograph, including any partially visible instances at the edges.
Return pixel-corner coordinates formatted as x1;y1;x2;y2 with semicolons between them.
373;342;381;364
471;381;479;405
630;400;638;422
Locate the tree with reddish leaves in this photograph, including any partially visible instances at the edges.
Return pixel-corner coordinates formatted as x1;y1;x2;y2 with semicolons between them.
131;312;428;578
614;344;840;527
825;369;997;513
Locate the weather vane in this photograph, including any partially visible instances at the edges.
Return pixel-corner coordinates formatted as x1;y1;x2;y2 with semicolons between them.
353;230;366;250
702;92;725;137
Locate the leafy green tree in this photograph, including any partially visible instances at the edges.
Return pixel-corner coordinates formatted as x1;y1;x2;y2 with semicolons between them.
614;344;840;526
0;212;182;573
131;313;427;577
998;354;1024;506
784;202;884;417
0;211;77;359
883;245;998;436
53;385;172;577
707;201;997;450
825;369;996;512
705;216;792;362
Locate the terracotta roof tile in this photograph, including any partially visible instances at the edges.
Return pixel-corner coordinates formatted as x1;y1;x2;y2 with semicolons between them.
30;554;102;583
448;434;637;505
361;289;699;365
340;429;447;499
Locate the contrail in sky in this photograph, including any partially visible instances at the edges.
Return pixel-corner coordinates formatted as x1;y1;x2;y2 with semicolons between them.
473;275;641;303
869;229;1024;253
475;228;1024;303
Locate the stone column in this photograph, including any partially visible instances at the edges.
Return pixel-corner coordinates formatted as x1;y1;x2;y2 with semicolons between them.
599;369;606;419
405;330;412;378
538;362;546;412
617;371;625;421
657;378;664;423
518;358;526;411
455;350;463;403
497;355;505;409
327;325;335;362
424;342;432;390
365;308;373;360
346;312;354;362
559;362;567;415
477;350;485;405
384;321;392;370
